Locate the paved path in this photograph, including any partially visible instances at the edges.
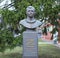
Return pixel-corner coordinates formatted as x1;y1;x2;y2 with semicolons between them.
38;38;60;48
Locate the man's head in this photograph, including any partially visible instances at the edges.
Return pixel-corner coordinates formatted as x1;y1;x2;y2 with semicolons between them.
26;6;35;18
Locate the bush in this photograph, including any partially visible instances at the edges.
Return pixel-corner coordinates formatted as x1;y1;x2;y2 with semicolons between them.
0;29;22;52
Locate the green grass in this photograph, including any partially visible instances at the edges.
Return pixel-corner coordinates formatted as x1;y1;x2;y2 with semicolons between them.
0;46;23;58
0;44;60;58
38;44;60;58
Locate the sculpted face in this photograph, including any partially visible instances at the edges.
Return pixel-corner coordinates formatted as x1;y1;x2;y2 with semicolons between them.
26;6;35;18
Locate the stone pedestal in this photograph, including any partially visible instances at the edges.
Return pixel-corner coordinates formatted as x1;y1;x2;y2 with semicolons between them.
23;30;38;58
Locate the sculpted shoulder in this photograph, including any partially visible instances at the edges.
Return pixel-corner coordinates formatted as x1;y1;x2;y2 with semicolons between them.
36;20;42;26
19;19;26;25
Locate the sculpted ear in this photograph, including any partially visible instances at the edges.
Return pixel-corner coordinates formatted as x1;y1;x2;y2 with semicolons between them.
34;11;36;14
34;11;36;16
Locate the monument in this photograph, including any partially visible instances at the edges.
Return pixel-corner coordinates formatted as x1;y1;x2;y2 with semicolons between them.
19;6;42;58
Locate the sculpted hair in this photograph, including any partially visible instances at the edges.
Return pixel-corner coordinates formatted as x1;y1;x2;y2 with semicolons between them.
26;6;35;11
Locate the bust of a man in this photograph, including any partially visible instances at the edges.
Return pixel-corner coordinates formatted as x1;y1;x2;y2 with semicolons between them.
19;6;42;29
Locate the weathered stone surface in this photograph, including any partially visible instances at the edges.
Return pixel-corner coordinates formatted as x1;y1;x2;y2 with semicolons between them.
23;31;38;58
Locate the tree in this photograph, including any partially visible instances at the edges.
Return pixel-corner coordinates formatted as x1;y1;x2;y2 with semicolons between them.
0;0;60;51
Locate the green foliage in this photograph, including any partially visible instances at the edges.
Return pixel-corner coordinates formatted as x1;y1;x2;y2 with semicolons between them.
2;0;60;25
0;0;60;51
0;29;22;52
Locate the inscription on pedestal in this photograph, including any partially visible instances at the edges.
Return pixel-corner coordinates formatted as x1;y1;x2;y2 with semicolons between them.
23;31;38;58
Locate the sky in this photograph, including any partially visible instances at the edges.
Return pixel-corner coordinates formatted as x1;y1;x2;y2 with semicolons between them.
0;0;15;10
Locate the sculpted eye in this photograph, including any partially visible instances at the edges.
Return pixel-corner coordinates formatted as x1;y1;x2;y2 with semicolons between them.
28;10;34;12
31;10;34;12
28;10;30;12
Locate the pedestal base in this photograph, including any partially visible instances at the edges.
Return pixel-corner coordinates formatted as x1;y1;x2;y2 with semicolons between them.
23;56;38;58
